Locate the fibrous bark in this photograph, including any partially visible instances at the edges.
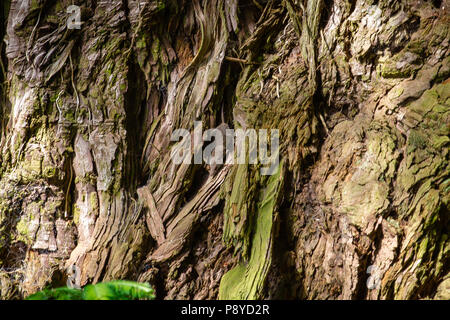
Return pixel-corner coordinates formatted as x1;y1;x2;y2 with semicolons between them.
0;0;449;300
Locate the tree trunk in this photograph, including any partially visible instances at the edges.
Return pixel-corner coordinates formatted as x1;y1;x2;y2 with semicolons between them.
0;0;449;300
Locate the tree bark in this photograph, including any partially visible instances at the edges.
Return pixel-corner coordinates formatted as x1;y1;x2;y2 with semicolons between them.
0;0;449;300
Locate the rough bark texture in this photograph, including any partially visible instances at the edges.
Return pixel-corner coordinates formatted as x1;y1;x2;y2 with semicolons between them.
0;0;449;300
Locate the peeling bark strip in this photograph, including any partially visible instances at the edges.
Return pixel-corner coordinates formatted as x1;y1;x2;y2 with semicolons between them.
219;161;284;300
137;186;165;245
0;0;449;300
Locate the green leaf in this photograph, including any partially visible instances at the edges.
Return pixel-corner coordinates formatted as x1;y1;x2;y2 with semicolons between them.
26;280;155;300
26;287;83;300
82;281;155;300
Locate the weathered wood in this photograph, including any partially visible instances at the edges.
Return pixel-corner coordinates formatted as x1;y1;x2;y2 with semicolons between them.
137;186;166;245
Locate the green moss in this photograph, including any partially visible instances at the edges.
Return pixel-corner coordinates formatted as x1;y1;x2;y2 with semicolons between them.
381;64;413;79
405;40;426;56
19;155;43;183
436;82;450;100
381;43;424;79
151;38;161;62
73;205;80;225
417;237;429;260
432;135;449;149
30;0;41;9
136;35;147;49
43;166;57;179
223;164;252;257
219;161;283;300
16;216;32;245
408;130;428;151
89;192;99;214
